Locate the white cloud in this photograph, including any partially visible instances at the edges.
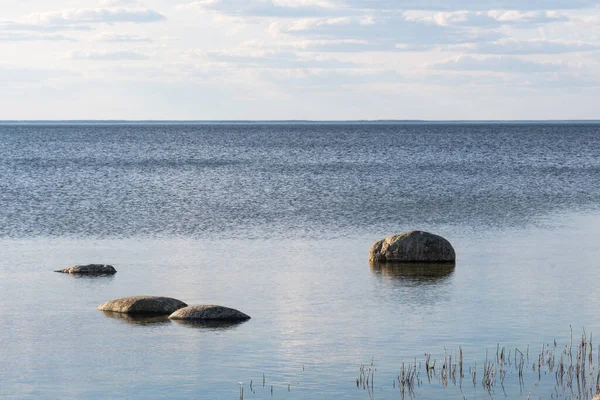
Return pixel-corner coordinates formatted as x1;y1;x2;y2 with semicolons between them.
100;0;144;6
268;15;503;48
344;0;596;11
0;64;77;84
7;7;166;32
259;68;402;90
462;39;600;54
573;14;600;25
0;22;92;33
271;0;336;9
196;49;357;68
177;0;338;17
254;38;386;52
69;50;150;60
0;32;76;42
96;32;152;42
176;0;599;17
403;10;568;27
515;74;600;89
429;55;569;73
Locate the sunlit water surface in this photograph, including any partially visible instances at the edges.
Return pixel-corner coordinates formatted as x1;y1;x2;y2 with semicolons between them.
0;123;599;399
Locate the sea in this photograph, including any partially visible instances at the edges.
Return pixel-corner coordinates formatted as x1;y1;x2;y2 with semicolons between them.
0;122;599;399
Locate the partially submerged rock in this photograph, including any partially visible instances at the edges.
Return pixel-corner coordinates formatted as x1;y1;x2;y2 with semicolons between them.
171;319;247;329
98;296;187;315
369;231;456;263
55;264;117;274
169;305;250;321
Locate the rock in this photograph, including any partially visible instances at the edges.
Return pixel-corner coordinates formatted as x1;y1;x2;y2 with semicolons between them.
98;296;187;315
171;319;246;329
369;231;456;263
169;305;251;321
55;264;117;274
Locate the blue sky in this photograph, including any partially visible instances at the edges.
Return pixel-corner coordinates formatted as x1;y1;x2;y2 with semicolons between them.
1;0;599;120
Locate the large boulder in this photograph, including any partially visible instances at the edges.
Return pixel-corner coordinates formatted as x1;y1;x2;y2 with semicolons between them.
369;231;455;263
169;305;250;321
55;264;117;274
98;296;187;315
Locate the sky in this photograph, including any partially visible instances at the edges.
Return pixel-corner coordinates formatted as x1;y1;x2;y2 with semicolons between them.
1;0;599;120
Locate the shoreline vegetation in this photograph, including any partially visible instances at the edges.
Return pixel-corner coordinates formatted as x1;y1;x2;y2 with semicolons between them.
238;327;600;400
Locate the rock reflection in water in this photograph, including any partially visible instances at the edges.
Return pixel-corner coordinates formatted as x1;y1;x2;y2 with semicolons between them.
370;262;456;306
62;273;116;280
170;319;249;331
100;311;170;326
370;262;455;285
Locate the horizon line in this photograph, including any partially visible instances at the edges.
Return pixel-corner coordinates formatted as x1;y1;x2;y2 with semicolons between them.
1;119;599;124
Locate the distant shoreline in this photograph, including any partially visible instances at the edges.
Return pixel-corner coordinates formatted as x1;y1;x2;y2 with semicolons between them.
1;120;599;125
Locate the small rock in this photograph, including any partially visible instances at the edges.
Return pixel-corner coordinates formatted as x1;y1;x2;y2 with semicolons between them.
369;231;456;263
98;296;187;315
55;264;117;274
169;305;250;321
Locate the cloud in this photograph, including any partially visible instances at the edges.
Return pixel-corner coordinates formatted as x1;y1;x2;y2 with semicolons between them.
268;15;503;48
21;7;166;25
429;55;569;73
96;32;152;42
177;0;337;17
0;7;166;34
193;49;358;68
0;65;77;84
403;10;568;27
515;74;600;89
69;50;150;60
176;0;599;17
252;38;393;52
0;22;92;33
573;14;600;25
462;39;600;54
173;0;598;56
260;68;403;90
407;70;600;91
0;32;76;42
240;38;437;53
100;0;144;5
343;0;596;11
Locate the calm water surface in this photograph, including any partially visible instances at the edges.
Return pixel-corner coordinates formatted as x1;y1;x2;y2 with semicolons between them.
0;123;599;399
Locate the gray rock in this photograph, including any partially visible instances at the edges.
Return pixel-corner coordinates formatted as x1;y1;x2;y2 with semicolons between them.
169;305;251;321
98;296;187;315
171;319;245;329
55;264;117;274
369;231;456;263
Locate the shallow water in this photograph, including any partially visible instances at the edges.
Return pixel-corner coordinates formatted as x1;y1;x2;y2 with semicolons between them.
0;123;599;399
